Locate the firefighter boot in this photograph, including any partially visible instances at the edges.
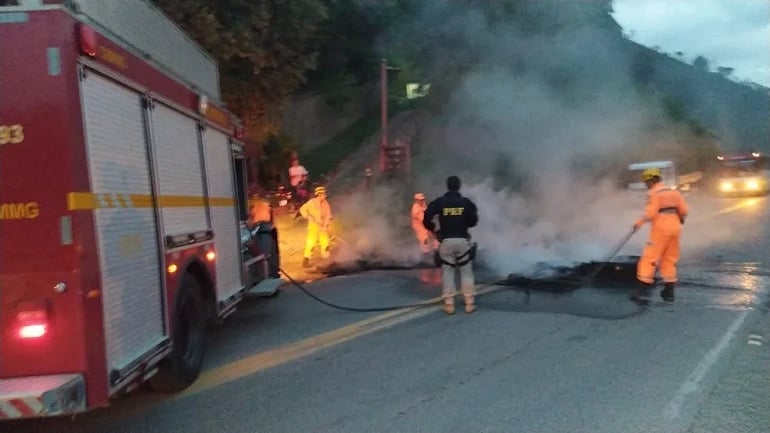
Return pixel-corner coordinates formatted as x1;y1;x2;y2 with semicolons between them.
630;282;653;300
442;303;455;315
661;283;675;302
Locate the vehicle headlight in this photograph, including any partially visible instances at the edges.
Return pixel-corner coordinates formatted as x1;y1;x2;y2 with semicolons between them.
745;180;760;190
720;181;733;192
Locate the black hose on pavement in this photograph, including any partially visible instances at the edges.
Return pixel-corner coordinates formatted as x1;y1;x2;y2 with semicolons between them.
278;230;637;313
279;267;472;312
583;228;637;282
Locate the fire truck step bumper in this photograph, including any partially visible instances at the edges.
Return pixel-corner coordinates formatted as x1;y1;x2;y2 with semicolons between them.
248;278;283;297
0;373;86;420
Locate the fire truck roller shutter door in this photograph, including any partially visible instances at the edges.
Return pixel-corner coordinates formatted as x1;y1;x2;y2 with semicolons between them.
80;70;166;389
152;103;210;236
203;127;243;302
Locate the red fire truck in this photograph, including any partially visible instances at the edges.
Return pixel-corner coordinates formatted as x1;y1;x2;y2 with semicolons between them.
0;0;282;419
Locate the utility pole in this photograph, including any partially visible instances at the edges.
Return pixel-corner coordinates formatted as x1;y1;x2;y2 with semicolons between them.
380;58;388;173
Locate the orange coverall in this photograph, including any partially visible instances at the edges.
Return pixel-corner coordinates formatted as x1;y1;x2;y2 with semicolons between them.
634;183;689;284
411;202;437;253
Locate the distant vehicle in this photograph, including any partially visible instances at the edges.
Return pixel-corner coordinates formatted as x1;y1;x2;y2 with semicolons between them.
714;152;769;196
625;160;703;193
626;160;677;192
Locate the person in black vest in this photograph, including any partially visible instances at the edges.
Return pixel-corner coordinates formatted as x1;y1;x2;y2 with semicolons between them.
423;175;479;315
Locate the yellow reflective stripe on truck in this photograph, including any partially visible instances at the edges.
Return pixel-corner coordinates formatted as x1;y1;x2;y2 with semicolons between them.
67;192;235;211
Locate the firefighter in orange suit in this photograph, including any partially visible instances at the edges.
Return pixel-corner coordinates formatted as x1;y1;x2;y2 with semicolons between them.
300;186;332;268
411;193;438;254
632;167;689;301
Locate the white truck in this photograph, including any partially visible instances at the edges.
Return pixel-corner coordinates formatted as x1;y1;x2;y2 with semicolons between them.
626;160;703;192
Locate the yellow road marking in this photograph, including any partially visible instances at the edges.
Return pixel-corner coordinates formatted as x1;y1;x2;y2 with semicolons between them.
176;284;503;399
170;198;764;398
689;197;765;224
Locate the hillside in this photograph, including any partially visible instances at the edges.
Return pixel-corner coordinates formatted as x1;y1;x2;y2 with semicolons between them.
149;0;768;183
369;0;766;187
622;39;769;152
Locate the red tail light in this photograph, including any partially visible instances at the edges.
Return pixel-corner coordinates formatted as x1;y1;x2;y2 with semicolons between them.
16;310;49;339
77;23;97;57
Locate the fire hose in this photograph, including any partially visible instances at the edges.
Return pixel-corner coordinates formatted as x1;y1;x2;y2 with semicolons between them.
277;228;638;313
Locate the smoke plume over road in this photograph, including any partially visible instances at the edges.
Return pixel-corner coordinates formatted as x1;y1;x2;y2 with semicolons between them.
327;0;746;278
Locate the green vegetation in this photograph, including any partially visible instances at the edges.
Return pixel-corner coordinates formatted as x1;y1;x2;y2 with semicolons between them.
303;116;380;179
151;0;416;185
302;103;410;179
151;0;749;186
152;0;328;142
152;0;414;139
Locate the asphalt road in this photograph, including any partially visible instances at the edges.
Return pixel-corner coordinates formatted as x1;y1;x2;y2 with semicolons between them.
5;193;769;433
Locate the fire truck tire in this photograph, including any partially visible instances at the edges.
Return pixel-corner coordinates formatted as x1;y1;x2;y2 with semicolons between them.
149;275;206;393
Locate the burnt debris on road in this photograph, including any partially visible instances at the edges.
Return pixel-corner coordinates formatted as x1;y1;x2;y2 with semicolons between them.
314;250;645;296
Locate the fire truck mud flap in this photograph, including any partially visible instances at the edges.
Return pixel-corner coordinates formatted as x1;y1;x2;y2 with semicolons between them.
0;373;86;420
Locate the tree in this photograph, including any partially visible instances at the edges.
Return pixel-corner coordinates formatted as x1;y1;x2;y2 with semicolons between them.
301;0;409;106
717;66;734;77
152;0;329;142
693;55;709;71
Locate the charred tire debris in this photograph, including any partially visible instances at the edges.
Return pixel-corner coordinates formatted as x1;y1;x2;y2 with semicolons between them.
278;230;658;313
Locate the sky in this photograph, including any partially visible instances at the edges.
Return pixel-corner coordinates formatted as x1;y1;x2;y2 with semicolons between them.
611;0;770;87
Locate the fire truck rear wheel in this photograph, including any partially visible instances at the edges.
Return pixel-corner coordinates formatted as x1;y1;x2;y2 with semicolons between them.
149;275;206;393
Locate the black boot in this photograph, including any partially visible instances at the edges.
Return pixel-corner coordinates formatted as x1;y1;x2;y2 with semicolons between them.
630;282;653;300
660;283;675;302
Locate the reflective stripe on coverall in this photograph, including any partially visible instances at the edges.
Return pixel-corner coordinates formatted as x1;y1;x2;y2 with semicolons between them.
411;202;437;253
300;197;332;259
635;183;689;284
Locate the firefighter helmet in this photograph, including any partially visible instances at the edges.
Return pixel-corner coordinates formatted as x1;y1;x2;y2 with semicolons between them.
641;168;662;182
414;193;425;200
314;186;326;195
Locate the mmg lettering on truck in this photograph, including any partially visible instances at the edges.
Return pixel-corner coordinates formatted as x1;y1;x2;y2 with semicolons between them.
0;202;39;220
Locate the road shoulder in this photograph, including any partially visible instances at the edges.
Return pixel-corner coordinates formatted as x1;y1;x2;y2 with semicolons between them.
688;310;770;433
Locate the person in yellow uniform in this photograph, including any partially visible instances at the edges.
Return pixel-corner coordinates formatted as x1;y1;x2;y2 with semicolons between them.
300;186;332;268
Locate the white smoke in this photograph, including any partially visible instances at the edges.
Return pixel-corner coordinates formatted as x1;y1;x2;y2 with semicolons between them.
325;0;752;278
329;184;427;266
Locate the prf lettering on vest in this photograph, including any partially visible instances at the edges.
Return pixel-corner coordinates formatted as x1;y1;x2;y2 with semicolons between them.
443;207;464;216
0;202;40;220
